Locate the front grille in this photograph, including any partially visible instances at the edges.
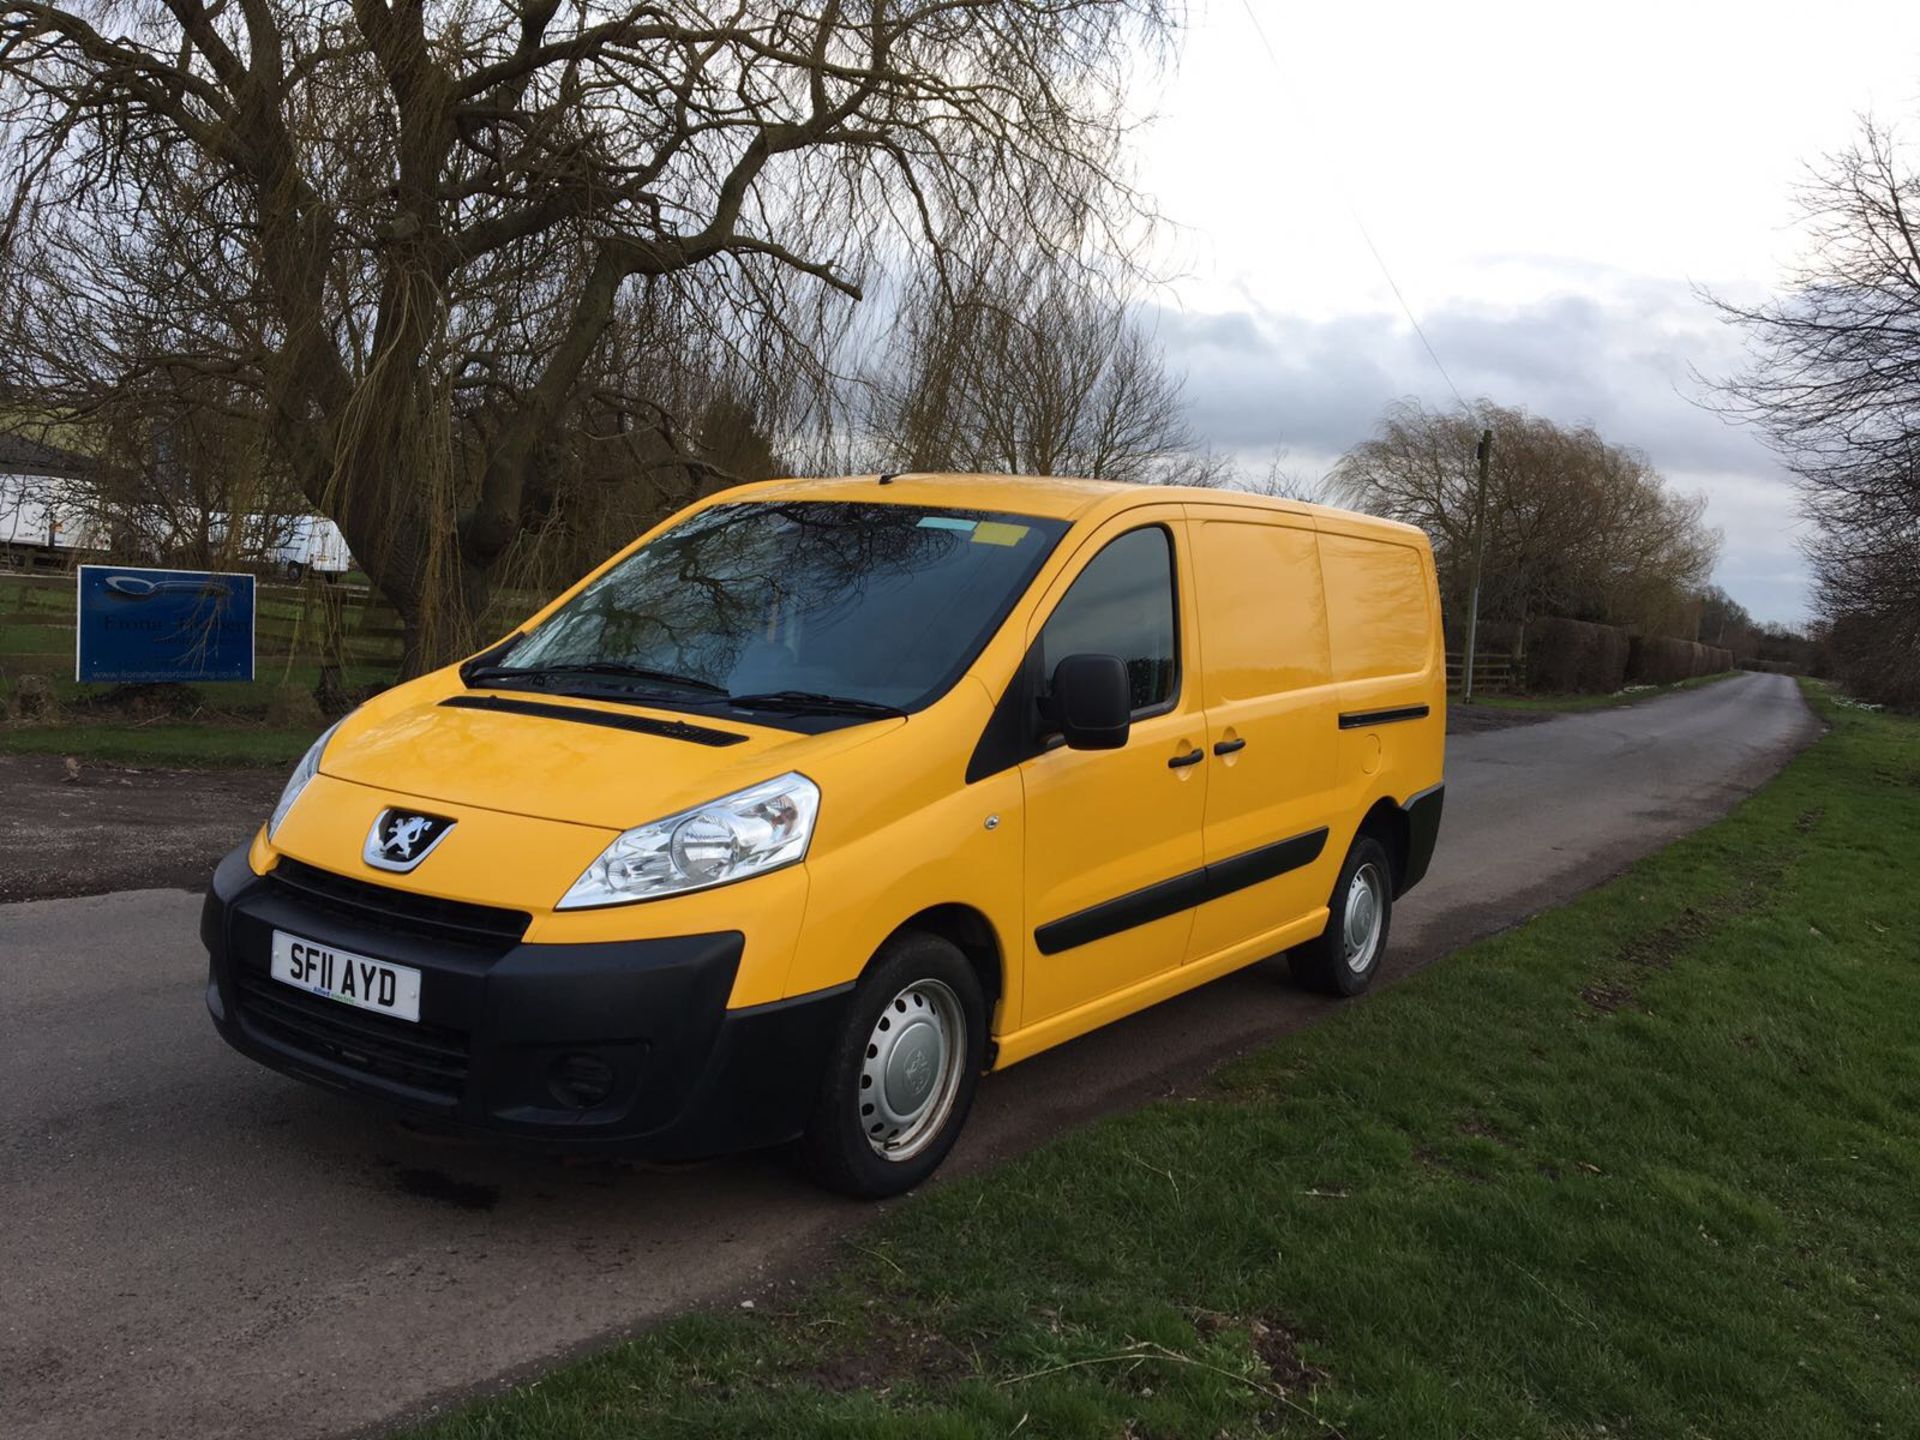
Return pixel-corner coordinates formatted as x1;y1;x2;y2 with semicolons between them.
234;972;470;1102
268;858;530;948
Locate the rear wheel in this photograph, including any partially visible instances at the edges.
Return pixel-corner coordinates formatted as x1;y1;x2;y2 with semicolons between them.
800;932;985;1198
1290;834;1393;997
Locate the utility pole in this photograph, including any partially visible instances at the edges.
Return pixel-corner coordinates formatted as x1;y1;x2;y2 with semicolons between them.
1462;427;1493;703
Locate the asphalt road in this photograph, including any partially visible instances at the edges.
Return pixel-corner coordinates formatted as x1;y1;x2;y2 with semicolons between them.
0;672;1820;1440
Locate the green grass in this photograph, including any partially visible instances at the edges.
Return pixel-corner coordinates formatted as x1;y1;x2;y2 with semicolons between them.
0;660;391;766
404;681;1920;1439
1466;669;1739;713
0;660;389;712
0;620;75;655
0;722;320;766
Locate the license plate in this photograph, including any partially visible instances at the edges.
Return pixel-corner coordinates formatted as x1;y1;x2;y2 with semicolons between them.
270;930;422;1023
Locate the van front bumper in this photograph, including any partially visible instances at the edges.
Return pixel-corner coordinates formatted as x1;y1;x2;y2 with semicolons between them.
200;845;848;1157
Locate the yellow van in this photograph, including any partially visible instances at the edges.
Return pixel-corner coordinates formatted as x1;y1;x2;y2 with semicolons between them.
202;475;1445;1196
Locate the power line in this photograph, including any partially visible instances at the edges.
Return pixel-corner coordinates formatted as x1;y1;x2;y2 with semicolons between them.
1233;0;1474;414
1353;229;1473;415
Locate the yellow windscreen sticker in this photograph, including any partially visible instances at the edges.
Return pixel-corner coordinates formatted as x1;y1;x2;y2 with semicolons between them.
971;521;1029;547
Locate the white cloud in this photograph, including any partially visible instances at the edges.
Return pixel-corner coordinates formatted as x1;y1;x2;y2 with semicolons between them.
1149;274;1810;622
1133;0;1920;627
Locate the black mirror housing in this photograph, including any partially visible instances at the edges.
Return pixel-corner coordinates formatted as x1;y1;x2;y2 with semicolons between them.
1049;652;1131;750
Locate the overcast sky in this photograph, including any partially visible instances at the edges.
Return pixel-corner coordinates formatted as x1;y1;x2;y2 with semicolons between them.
1134;0;1920;625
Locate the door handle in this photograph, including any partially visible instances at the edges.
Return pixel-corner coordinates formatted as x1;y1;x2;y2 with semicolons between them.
1168;747;1205;769
1213;737;1247;756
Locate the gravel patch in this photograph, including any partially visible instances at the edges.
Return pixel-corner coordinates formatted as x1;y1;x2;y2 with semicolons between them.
0;754;280;903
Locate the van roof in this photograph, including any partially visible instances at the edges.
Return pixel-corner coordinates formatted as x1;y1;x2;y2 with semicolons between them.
729;472;1426;541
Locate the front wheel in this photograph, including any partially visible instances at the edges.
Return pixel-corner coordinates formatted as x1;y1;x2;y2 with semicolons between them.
799;932;986;1198
1289;834;1393;997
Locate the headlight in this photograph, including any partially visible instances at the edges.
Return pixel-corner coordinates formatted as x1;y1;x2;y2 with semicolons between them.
558;772;820;910
268;719;344;841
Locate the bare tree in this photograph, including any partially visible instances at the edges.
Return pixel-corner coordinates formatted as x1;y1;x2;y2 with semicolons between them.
1696;583;1756;652
1330;399;1719;641
1706;121;1920;706
0;1;1170;671
1231;447;1324;503
862;247;1213;484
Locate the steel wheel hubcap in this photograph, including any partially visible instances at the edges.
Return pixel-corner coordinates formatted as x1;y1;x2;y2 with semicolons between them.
859;979;965;1161
1343;862;1385;974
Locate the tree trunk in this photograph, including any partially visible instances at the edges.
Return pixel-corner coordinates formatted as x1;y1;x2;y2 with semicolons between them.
375;531;516;679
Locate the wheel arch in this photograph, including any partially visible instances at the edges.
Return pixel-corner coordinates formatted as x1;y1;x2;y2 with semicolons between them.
1357;796;1412;896
883;903;1005;1045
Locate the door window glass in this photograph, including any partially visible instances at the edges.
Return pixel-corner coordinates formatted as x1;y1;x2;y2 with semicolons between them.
1038;526;1177;715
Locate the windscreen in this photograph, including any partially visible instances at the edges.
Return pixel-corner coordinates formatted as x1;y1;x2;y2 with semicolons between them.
505;500;1070;710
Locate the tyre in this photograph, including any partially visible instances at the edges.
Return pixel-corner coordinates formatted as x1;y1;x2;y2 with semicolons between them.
1289;833;1393;997
800;931;986;1198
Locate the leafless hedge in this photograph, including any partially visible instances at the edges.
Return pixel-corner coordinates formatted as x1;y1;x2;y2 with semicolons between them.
1827;612;1920;709
1522;617;1630;694
1507;619;1738;693
1628;636;1734;686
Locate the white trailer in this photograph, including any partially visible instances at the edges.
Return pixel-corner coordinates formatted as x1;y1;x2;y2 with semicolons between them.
1;470;354;575
0;471;108;558
266;514;355;574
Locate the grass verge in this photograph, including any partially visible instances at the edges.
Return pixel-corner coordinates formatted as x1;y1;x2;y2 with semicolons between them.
1464;670;1739;713
410;682;1916;1439
0;662;390;767
0;722;318;767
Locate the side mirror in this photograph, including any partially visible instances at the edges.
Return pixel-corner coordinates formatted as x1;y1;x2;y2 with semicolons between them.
1048;652;1131;750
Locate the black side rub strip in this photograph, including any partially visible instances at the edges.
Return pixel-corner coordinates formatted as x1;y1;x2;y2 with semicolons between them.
439;694;748;747
1034;870;1205;958
1338;704;1430;730
1204;828;1329;898
1034;827;1330;956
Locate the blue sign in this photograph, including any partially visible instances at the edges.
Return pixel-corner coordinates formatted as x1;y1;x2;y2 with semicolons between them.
76;565;256;684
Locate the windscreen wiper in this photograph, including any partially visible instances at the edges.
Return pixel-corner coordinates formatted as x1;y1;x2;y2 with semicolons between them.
726;690;907;718
467;661;726;695
457;635;522;685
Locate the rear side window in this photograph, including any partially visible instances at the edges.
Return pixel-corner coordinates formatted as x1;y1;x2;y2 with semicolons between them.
1039;526;1177;714
1319;533;1432;680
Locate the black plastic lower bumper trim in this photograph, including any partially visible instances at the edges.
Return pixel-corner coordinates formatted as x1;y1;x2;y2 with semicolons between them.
1397;782;1445;895
201;846;849;1157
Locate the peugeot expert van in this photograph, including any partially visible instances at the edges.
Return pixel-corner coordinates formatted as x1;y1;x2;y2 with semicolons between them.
202;475;1445;1196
